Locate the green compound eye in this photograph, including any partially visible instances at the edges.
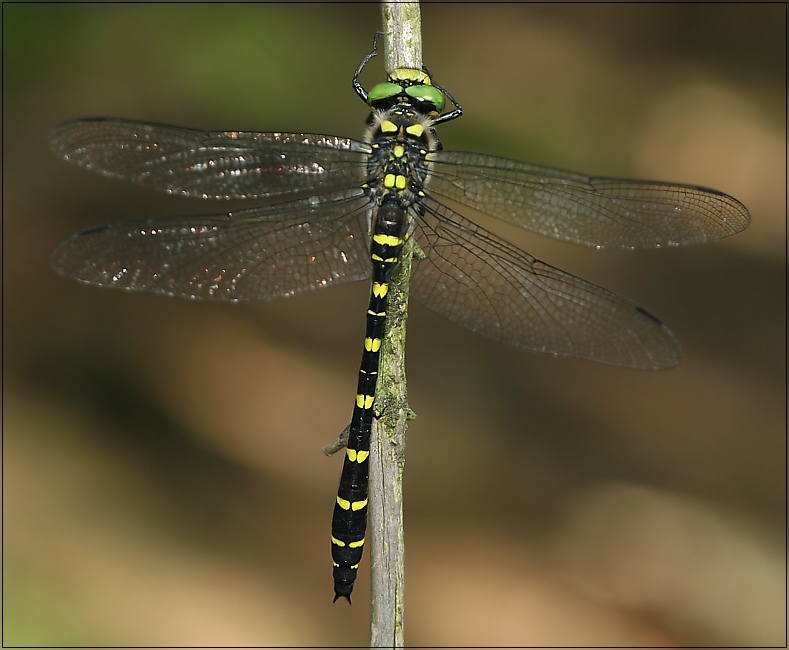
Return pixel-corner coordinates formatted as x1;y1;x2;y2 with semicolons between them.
405;84;446;113
367;82;403;105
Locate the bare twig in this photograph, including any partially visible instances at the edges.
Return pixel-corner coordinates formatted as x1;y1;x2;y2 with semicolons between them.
368;3;422;648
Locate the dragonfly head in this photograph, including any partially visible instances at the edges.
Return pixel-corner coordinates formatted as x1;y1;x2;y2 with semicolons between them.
366;68;447;119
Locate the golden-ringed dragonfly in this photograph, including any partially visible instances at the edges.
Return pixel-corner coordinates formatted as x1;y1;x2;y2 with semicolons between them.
49;35;750;603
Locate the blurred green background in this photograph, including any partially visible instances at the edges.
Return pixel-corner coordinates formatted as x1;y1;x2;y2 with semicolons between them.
3;3;785;646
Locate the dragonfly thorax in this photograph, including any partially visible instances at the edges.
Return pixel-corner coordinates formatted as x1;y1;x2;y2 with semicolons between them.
365;105;437;149
363;106;435;216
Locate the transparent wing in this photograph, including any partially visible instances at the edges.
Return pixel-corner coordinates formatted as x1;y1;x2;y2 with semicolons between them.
427;151;750;249
411;197;681;369
51;190;373;301
50;118;370;201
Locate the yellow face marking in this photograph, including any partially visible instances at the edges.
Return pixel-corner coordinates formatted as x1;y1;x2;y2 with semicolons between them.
351;499;368;511
349;538;365;548
336;496;351;510
406;123;425;138
373;234;402;247
390;68;431;85
393;144;405;158
395;175;407;190
380;119;397;133
383;173;395;188
365;337;382;352
331;536;346;547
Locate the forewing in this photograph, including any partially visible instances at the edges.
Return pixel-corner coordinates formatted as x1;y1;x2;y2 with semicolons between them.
410;198;681;369
50;118;370;201
428;151;750;249
51;190;373;301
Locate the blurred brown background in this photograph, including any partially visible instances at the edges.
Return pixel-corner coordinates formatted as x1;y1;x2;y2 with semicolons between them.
3;3;785;646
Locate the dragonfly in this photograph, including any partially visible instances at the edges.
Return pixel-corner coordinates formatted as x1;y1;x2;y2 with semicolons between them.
50;35;750;602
